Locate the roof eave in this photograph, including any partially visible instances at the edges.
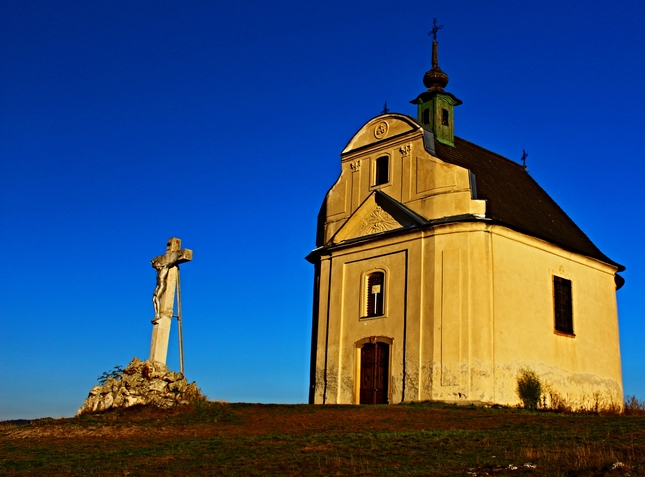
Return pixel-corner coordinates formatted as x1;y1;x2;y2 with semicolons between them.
305;214;490;260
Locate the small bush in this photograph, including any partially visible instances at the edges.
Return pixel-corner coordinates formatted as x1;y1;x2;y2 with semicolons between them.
624;395;645;415
547;391;570;412
516;368;542;410
97;365;124;385
539;384;571;412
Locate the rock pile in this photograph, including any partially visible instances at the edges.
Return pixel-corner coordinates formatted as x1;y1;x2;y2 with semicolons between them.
77;357;202;415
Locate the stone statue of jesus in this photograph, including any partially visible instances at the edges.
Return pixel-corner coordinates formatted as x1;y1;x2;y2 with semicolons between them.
150;243;193;324
149;238;193;365
151;257;172;324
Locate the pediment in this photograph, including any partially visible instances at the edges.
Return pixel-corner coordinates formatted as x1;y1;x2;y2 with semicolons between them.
330;191;426;245
342;114;422;155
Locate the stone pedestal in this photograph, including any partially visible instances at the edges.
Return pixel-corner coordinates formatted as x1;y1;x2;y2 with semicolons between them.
77;357;202;415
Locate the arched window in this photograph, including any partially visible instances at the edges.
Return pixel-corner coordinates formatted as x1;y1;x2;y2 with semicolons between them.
365;272;385;317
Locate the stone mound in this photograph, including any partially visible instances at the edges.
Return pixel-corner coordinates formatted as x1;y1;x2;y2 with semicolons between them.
77;357;202;415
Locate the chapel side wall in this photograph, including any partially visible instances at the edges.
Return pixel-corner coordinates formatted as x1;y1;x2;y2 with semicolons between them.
418;234;437;401
427;224;495;403
466;226;495;402
490;228;623;409
312;256;332;404
400;237;423;402
323;254;346;404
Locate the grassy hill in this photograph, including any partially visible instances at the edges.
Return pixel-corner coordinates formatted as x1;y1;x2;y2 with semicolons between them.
2;401;644;476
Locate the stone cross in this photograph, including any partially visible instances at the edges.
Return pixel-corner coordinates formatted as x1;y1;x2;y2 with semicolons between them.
149;237;192;365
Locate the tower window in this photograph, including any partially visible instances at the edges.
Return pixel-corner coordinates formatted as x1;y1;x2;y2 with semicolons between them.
553;276;573;335
365;272;385;317
375;156;389;186
422;108;430;125
441;108;449;126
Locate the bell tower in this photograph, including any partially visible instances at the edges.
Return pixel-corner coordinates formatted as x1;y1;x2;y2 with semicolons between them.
410;19;462;146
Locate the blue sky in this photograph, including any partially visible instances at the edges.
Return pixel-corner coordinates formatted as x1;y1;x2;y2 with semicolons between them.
1;0;643;419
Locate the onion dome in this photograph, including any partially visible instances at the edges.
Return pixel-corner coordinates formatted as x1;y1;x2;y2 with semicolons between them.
423;40;449;91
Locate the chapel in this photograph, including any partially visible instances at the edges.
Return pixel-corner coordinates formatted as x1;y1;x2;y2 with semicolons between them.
305;29;624;409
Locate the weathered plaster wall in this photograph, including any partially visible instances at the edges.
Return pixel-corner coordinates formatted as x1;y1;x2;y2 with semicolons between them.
489;227;623;409
428;224;495;403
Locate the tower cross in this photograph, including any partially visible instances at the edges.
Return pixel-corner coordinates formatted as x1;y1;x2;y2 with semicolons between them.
428;18;443;42
149;237;192;365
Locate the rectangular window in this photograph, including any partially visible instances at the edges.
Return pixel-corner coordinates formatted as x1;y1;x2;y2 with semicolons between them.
553;276;573;334
441;108;449;126
422;108;430;125
375;156;389;186
366;272;384;317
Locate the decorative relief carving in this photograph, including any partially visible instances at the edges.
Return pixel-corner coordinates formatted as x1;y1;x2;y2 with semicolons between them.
400;144;412;157
359;206;400;236
350;159;362;171
374;121;389;139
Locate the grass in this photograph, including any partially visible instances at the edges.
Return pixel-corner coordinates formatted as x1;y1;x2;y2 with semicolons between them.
2;401;644;476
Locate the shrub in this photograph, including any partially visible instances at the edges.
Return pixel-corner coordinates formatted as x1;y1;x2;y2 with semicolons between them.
624;395;645;415
516;368;542;410
539;384;570;412
97;365;124;385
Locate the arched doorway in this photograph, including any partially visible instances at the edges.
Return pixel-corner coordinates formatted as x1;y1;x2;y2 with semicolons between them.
359;341;389;404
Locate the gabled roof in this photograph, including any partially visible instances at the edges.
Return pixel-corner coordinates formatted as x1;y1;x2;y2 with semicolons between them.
434;137;624;271
329;190;427;245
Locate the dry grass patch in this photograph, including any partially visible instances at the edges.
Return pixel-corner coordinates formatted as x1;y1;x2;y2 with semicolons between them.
1;401;644;476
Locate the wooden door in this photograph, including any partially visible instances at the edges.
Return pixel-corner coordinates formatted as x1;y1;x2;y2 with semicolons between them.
360;342;389;404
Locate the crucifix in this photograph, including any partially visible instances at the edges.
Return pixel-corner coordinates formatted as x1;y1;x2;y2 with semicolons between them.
149;237;192;372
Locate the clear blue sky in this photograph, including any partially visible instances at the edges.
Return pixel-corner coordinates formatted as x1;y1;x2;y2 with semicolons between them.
1;1;643;419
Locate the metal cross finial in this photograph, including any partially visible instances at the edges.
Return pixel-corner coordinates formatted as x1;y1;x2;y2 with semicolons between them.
521;149;529;170
429;18;443;41
381;101;390;114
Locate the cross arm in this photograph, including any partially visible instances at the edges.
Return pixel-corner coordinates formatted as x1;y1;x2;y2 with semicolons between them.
151;249;193;269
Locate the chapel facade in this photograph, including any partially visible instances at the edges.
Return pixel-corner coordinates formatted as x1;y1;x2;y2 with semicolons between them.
306;34;624;409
